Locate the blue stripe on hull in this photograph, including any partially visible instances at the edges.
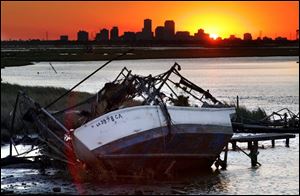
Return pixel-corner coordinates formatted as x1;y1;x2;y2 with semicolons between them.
89;124;232;174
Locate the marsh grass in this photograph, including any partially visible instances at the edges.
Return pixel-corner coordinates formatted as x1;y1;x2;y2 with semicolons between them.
1;82;92;142
236;105;267;123
224;101;267;123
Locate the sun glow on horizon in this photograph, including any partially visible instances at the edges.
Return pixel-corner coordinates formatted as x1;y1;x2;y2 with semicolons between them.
1;1;298;40
209;33;219;40
181;11;253;39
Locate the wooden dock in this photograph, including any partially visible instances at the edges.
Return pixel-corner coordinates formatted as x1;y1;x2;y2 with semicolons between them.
230;133;296;150
217;133;296;169
232;122;299;133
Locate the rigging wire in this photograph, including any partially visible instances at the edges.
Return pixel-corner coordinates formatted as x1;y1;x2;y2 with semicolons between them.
44;49;133;110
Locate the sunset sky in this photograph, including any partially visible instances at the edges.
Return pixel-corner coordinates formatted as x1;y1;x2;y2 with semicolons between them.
1;1;299;40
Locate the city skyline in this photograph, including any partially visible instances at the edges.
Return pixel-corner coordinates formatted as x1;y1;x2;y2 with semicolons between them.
1;1;299;41
69;18;296;42
3;18;299;42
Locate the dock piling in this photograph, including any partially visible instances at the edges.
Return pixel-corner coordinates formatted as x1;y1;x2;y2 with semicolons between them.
221;143;228;170
286;138;290;147
232;141;237;151
247;141;252;150
215;143;229;170
250;141;259;167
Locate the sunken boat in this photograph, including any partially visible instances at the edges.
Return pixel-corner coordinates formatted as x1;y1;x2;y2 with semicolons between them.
18;62;235;176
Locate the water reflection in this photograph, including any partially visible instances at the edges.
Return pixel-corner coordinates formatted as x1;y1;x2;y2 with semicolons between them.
1;56;298;114
1;144;40;159
1;137;298;195
1;56;299;194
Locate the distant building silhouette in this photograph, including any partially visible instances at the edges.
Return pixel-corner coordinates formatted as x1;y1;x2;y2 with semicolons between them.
123;32;136;42
110;26;119;41
275;36;288;41
175;31;190;41
144;19;152;32
243;33;252;41
96;28;109;41
43;18;293;45
155;26;165;41
216;37;222;41
141;19;153;40
262;36;272;41
60;35;68;41
136;32;143;41
194;29;210;41
164;20;175;40
77;30;89;42
229;35;237;40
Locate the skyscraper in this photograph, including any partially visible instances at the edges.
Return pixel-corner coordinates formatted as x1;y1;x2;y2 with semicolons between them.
144;19;152;33
155;26;165;40
164;20;175;40
95;28;109;41
77;30;89;42
142;19;153;40
110;26;119;41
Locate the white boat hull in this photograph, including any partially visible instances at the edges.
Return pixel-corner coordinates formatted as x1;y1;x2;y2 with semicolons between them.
72;105;235;174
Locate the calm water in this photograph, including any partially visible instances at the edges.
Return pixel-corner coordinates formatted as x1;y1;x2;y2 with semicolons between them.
1;137;299;194
1;56;299;194
1;56;299;113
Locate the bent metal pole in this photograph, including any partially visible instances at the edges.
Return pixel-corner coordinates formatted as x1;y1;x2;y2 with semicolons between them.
44;49;133;109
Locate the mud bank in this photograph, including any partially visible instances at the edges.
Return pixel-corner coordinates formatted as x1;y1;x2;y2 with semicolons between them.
1;164;217;195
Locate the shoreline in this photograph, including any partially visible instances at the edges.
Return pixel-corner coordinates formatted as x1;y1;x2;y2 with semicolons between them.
2;47;299;68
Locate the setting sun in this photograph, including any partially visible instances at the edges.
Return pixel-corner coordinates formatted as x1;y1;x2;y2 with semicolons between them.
1;1;299;40
0;1;299;194
209;33;219;40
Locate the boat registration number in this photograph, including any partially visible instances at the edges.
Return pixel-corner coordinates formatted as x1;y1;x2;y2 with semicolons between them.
91;113;123;128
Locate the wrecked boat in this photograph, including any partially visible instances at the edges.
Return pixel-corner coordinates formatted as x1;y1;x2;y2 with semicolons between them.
68;63;235;174
15;61;235;176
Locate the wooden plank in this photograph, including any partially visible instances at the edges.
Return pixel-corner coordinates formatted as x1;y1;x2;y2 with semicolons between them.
232;122;299;133
231;133;295;143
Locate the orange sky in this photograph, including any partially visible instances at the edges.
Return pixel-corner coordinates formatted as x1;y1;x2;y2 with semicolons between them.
1;1;299;40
